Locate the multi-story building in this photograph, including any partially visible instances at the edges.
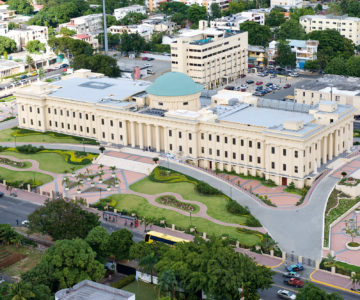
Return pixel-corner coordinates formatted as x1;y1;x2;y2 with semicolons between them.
270;0;302;9
5;25;48;51
0;7;15;21
114;5;146;21
170;21;248;89
210;11;265;30
299;14;360;45
109;24;153;41
16;70;355;188
73;33;99;49
146;0;228;13
248;45;266;67
0;21;8;35
0;59;25;78
266;39;318;68
59;14;103;35
294;75;360;113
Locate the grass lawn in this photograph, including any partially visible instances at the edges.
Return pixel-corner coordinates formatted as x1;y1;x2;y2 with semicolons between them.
0;128;95;144
130;177;249;226
0;96;16;103
0;166;53;184
1;150;89;174
122;281;158;300
336;261;360;273
108;194;261;246
1;245;43;277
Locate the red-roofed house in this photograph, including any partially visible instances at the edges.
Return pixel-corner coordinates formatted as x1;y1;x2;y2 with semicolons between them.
73;33;99;49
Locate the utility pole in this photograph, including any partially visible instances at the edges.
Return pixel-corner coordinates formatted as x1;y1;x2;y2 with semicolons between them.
102;0;108;55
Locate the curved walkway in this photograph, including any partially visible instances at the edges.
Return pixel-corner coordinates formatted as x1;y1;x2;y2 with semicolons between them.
126;190;267;233
0;154;56;177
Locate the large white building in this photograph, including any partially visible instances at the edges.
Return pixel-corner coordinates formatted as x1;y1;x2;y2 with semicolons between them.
270;0;302;9
210;11;265;30
16;69;355;188
171;21;248;89
109;24;153;41
146;0;229;12
59;14;103;35
5;25;48;51
0;59;25;78
114;5;146;21
299;14;360;45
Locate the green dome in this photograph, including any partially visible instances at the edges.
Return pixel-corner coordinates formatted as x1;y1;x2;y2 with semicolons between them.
146;72;203;97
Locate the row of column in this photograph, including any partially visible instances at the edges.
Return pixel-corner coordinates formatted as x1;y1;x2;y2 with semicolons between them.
129;121;161;152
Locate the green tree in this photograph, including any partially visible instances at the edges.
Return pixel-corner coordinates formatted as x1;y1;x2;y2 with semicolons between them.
85;226;110;262
266;10;286;27
228;1;246;14
240;21;271;47
26;55;35;70
105;15;118;27
0;36;17;54
159;1;188;15
7;0;34;15
296;282;343;300
25;40;46;53
159;269;178;299
97;32;120;48
3;51;8;60
187;4;207;28
324;56;348;75
120;12;147;25
210;3;221;19
8;22;20;30
28;198;100;240
171;12;186;27
120;32;146;54
345;56;360;77
139;251;159;284
275;18;306;40
290;7;314;21
59;27;76;37
304;60;320;71
22;239;105;293
275;40;296;68
72;54;121;77
0;224;23;246
48;37;93;57
9;282;35;300
108;229;134;261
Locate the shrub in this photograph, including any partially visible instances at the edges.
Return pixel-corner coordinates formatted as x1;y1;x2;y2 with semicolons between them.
111;274;135;289
245;215;262;227
0;146;8;152
196;181;222;195
226;200;250;215
149;167;197;185
16;144;44;153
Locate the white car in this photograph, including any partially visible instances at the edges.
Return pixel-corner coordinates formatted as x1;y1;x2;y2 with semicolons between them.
240;84;248;88
145;63;152;67
21;220;29;226
277;289;296;299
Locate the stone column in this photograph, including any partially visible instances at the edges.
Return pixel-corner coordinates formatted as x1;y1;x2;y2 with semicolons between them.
139;123;144;149
130;121;136;147
123;121;128;146
334;129;338;156
322;135;327;164
329;133;333;161
155;125;160;152
192;132;198;158
147;124;151;148
164;127;169;153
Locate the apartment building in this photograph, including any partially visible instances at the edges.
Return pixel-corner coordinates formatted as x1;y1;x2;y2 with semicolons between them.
0;21;8;35
294;75;360;113
5;25;48;51
59;14;103;35
146;0;228;12
170;21;248;89
299;14;360;45
0;7;15;21
0;59;25;78
210;11;265;30
248;45;266;67
114;5;146;21
270;0;302;9
109;24;153;41
73;33;99;49
16;70;355;188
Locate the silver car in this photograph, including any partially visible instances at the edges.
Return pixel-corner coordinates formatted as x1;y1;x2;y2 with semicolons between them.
277;289;296;299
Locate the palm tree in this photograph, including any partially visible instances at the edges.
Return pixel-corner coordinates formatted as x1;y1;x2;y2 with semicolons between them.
9;282;35;300
351;272;360;290
139;251;159;284
25;55;35;71
159;269;178;299
62;176;70;190
324;253;336;269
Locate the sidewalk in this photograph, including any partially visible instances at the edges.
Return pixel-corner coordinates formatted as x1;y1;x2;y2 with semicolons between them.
0;184;47;205
235;248;284;268
310;270;360;295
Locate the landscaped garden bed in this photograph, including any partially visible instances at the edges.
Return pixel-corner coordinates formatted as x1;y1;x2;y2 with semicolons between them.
0;156;31;168
284;182;309;206
339;177;360;186
320;258;360;276
155;195;199;213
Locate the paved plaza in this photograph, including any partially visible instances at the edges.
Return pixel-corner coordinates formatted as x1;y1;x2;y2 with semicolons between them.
0;100;17;122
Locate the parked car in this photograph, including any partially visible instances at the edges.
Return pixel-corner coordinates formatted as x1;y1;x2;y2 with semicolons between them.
258;72;267;77
60;64;69;68
286;263;304;272
142;57;148;61
29;71;37;77
284;277;304;288
240;84;248;88
253;91;263;96
283;271;300;278
224;86;235;90
20;74;28;80
256;81;263;85
145;63;152;67
289;72;299;77
265;82;273;87
147;57;154;61
256;86;263;91
45;68;55;73
283;83;292;89
240;74;246;78
147;69;154;74
22;220;29;226
270;74;277;78
277;289;296;300
246;79;254;84
240;88;247;92
0;191;3;197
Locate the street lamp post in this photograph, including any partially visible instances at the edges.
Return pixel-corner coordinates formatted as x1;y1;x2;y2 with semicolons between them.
14;134;17;147
82;138;85;153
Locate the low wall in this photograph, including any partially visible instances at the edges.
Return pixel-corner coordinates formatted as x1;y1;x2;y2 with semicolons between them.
336;183;360;198
136;271;158;284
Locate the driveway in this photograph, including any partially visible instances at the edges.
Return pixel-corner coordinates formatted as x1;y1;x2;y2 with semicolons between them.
161;160;339;260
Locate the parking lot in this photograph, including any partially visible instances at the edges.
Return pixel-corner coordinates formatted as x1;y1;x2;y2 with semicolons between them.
117;57;171;82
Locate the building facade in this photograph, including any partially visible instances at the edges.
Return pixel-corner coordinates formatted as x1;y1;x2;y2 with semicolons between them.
5;25;48;51
0;59;25;78
294;75;360;113
109;24;153;41
114;5;146;20
73;33;99;49
248;45;266;67
170;21;248;89
16;70;355;189
270;0;302;9
210;11;265;30
299;14;360;45
59;14;103;35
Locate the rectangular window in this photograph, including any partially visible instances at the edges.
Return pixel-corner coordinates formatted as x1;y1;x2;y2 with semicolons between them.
170;144;173;150
169;130;172;137
86;114;89;120
249;155;252;162
37;108;40;114
110;120;113;127
79;113;82;119
67;111;69;117
179;131;182;138
232;138;236;145
74;125;76;131
55;121;57;127
86;127;89;133
67;124;70;130
61;123;64;129
93;128;96;134
295;151;298;158
201;147;204;154
294;166;298;173
257;157;261;164
48;107;50;114
38;121;41;126
201;133;204;140
209;134;212;141
60;110;63;116
179;145;182;152
225;151;228;158
257;142;261;149
189;147;192;154
216;150;220;156
102;132;105;138
189;133;192;140
119;121;122;128
233;152;236;159
30;119;33;125
224;137;228;144
272;162;275;169
80;126;83;132
92;115;95;121
111;133;114;140
271;147;275;154
216;135;220;142
49;120;52;126
23;118;25;124
249;141;252;148
29;107;32;113
73;112;76;118
101;119;105;125
22;105;24;111
241;154;244;160
283;164;286;171
54;108;56;115
241;139;244;146
120;135;123;141
209;148;212;155
283;149;286;156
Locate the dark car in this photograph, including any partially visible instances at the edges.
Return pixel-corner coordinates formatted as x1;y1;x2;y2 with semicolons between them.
240;74;246;78
283;83;292;89
284;277;304;288
246;79;254;84
142;57;148;61
253;91;263;96
286;263;304;272
224;86;235;90
60;64;69;68
147;57;154;61
0;191;3;197
266;82;273;87
256;86;263;91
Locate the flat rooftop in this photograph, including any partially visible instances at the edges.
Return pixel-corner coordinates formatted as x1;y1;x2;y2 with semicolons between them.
49;77;151;103
296;75;360;96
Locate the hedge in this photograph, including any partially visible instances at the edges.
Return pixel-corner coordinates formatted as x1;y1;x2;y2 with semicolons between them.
196;181;222;195
320;259;360;276
111;274;135;289
149;167;197;185
226;200;250;215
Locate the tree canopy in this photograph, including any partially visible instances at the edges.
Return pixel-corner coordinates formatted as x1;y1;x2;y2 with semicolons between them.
22;239;105;292
73;54;121;77
120;32;146;54
0;36;17;54
7;0;34;15
266;10;286;27
85;226;110;262
119;12;147;25
108;229;134;261
28;198;100;240
296;282;343;300
275;18;306;40
26;40;46;53
240;21;271;47
275;40;296;68
210;3;222;19
48;36;93;56
97;32;121;48
59;27;76;37
325;56;360;77
159;2;188;15
187;4;207;28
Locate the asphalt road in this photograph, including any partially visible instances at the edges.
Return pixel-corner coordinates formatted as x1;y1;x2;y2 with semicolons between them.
259;272;359;300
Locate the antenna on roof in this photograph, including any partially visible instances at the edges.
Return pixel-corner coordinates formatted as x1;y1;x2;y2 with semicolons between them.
102;0;108;55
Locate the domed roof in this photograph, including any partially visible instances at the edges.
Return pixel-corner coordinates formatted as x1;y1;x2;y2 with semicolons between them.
146;72;203;97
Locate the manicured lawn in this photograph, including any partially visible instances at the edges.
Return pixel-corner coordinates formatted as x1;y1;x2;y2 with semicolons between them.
336;261;360;273
122;281;158;300
130;177;249;226
1;245;43;277
1;150;90;174
108;194;261;246
0;166;53;185
0;128;97;144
